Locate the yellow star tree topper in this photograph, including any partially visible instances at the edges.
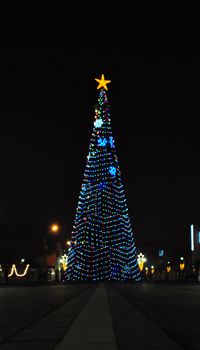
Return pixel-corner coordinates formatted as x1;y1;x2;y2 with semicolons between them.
95;74;111;90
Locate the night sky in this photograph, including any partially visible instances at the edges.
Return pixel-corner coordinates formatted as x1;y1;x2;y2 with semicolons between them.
1;15;200;263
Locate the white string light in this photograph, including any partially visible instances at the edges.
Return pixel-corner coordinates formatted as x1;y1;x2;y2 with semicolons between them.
8;264;30;277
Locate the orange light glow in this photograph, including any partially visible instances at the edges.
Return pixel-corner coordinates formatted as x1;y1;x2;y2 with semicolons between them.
51;224;59;233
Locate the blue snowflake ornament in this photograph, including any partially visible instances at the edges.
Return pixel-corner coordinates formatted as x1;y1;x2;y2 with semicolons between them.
109;166;117;176
98;137;107;147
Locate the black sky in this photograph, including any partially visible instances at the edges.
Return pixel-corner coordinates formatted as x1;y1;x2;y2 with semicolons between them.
1;14;200;262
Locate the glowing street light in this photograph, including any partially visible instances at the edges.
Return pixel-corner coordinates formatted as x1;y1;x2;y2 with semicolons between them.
51;224;59;233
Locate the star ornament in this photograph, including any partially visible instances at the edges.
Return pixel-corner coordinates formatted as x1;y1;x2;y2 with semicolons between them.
95;74;111;90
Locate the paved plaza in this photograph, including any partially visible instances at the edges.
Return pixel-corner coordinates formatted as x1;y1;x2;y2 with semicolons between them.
0;282;200;349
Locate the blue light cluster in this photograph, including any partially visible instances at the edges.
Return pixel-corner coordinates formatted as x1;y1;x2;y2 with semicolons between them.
97;136;115;148
65;88;141;282
109;166;117;176
97;137;107;147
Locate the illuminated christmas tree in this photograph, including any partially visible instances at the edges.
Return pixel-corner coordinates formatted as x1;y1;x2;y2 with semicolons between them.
65;74;141;281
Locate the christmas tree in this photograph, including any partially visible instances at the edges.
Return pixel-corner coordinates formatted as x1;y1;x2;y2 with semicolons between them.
65;74;141;281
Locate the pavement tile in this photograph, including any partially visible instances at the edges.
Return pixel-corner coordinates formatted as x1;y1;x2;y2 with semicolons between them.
59;343;117;350
1;283;186;350
119;347;180;350
13;328;66;341
55;285;117;350
0;340;57;350
1;287;94;349
116;336;181;347
34;320;69;328
106;285;182;350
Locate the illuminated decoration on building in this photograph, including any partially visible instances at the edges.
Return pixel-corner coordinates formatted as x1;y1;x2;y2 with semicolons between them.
137;252;147;271
158;249;164;257
191;224;194;251
179;257;185;271
59;254;68;271
8;264;30;277
65;75;141;281
166;261;171;273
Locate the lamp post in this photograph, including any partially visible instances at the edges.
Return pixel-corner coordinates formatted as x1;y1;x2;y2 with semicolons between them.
48;223;71;269
49;224;63;264
42;224;62;269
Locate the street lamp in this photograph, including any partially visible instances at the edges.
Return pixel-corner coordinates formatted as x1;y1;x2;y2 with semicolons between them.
49;224;63;259
42;223;63;269
47;222;70;270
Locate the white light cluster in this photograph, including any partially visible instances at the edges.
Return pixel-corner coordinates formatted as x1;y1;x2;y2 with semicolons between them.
94;118;103;128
